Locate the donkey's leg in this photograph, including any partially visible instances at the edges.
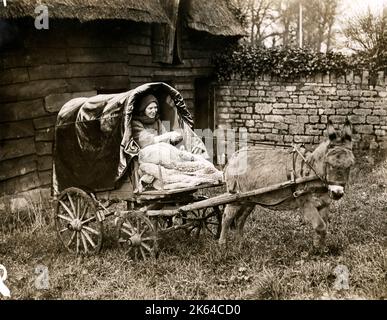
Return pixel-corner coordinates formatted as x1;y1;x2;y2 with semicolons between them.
318;194;332;225
302;200;327;247
219;204;241;247
230;205;248;230
236;205;255;242
319;206;331;225
318;205;331;247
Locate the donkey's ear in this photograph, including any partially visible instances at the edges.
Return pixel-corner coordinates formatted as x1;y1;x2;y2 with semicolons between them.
327;120;337;141
343;118;352;141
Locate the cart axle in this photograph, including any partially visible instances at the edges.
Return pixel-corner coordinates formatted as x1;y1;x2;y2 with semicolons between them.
129;234;142;246
68;219;83;231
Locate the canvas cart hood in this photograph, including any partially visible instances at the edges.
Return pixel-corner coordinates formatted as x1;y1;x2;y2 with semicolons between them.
52;82;194;195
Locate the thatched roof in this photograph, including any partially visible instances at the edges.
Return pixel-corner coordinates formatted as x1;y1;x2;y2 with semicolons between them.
185;0;246;37
0;0;245;37
0;0;170;23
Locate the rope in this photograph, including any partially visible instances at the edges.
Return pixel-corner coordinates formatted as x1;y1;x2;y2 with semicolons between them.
292;145;327;186
199;136;294;149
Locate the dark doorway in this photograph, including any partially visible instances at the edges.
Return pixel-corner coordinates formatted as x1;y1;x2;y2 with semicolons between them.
194;78;214;130
194;78;217;165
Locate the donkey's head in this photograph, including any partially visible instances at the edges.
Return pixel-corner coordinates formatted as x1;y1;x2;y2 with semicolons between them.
324;119;355;200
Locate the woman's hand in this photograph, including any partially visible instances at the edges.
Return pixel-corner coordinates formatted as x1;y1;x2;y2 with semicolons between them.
154;131;182;144
169;131;183;145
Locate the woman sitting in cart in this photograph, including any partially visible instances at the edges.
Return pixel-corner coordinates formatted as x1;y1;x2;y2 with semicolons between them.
131;93;223;191
132;94;204;154
132;94;183;148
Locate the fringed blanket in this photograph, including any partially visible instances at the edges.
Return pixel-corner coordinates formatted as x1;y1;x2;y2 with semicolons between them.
138;142;223;191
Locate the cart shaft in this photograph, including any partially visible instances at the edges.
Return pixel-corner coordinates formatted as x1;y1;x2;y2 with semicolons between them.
147;175;321;216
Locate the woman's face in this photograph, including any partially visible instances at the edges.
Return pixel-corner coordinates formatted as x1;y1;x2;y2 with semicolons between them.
144;102;158;119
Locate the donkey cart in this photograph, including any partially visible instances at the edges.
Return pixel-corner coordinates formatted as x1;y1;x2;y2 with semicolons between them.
53;82;228;260
53;82;344;260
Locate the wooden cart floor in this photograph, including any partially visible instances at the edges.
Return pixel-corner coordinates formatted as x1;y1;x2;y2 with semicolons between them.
94;182;225;201
137;182;225;200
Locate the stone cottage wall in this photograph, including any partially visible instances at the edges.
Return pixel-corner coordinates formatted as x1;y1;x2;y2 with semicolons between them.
215;71;387;149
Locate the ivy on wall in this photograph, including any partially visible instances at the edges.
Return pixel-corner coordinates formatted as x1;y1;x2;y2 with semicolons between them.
213;45;352;81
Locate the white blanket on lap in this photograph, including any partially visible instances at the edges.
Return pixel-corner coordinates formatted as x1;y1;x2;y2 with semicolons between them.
138;142;223;191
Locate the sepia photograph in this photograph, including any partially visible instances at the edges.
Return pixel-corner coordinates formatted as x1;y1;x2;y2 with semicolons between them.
0;0;385;304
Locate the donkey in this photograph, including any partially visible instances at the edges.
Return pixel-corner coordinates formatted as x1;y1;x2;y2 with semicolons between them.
219;120;355;248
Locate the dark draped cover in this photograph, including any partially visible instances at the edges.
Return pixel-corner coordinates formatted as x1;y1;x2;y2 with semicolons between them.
53;82;193;195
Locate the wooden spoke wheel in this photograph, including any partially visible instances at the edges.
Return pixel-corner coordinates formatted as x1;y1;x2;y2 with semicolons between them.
186;205;223;240
55;187;103;255
116;211;158;261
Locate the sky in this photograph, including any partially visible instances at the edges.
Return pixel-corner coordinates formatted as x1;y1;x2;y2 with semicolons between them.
339;0;387;19
339;0;386;18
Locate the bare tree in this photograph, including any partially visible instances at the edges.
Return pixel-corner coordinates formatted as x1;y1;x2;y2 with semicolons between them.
304;0;338;51
324;0;338;51
274;0;299;46
344;8;386;53
229;0;340;50
229;0;279;46
227;0;249;28
272;0;339;50
343;7;387;69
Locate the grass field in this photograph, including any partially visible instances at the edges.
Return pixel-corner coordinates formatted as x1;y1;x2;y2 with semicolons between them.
0;150;386;300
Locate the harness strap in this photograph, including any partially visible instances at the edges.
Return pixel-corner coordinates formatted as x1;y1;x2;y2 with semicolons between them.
285;145;328;199
286;147;307;198
292;145;327;187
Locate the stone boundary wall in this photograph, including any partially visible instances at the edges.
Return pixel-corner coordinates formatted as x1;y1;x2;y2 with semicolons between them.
215;71;387;149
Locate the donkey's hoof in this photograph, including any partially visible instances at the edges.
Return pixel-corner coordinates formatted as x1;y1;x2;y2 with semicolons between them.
311;245;327;255
313;234;326;249
311;238;329;256
218;241;227;251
